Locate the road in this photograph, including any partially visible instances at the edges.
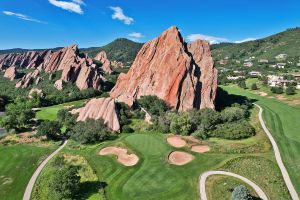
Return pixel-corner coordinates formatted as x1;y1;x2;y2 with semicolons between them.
199;170;268;200
23;140;68;200
255;104;299;200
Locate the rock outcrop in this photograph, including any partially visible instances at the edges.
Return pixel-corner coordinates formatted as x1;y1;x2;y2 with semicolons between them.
16;69;40;88
4;66;18;80
111;60;124;68
94;51;113;74
71;97;120;132
28;88;43;98
110;26;218;111
0;45;104;90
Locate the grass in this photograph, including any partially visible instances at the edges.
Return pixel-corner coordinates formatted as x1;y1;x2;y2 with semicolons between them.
222;84;300;196
0;144;53;200
205;175;258;200
36;99;86;121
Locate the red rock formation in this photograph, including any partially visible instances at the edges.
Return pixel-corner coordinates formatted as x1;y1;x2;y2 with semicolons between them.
71;97;120;132
0;45;104;90
94;51;113;74
28;88;43;98
16;69;40;88
4;66;18;80
110;26;218;111
111;60;124;68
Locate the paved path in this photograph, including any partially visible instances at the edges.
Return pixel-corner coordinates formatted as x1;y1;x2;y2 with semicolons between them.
199;170;268;200
23;140;68;200
254;104;299;200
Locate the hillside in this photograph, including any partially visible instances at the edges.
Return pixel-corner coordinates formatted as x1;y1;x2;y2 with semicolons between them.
212;27;300;62
0;47;63;55
81;38;143;64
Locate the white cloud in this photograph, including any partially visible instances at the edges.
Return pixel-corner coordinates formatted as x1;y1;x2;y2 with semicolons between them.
3;11;46;24
48;0;84;14
235;38;256;43
128;32;143;38
186;34;229;44
110;6;134;25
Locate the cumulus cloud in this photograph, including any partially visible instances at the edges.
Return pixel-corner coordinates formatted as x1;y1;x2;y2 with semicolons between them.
128;32;143;38
48;0;84;14
110;6;134;25
2;11;46;24
186;34;229;44
235;38;256;43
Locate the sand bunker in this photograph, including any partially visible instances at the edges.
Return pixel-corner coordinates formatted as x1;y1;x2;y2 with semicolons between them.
258;92;268;96
167;135;187;148
99;146;139;166
168;151;194;165
191;145;210;153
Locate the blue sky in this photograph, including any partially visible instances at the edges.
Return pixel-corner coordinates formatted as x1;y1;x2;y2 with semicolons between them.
0;0;299;49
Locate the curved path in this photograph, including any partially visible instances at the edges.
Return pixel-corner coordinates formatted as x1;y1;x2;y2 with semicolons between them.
254;104;299;200
199;170;268;200
23;140;68;200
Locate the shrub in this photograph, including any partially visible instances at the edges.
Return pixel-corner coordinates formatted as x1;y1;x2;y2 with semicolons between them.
122;125;134;133
231;185;253;200
70;119;113;144
221;107;247;122
212;120;255;140
238;80;247;89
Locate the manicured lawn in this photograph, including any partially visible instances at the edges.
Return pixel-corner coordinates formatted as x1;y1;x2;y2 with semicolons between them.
222;84;300;196
36;99;86;121
0;144;52;200
36;131;287;200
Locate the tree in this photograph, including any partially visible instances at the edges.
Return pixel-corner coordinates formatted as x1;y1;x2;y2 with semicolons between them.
57;109;76;131
238;80;247;89
137;96;170;116
37;120;62;140
221;107;247;122
251;83;258;90
51;165;80;199
70;119;113;144
271;87;283;94
285;86;295;95
231;185;253;200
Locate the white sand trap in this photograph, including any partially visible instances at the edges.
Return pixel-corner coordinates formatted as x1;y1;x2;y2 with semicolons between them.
167;135;187;148
168;151;194;166
99;146;139;166
191;145;210;153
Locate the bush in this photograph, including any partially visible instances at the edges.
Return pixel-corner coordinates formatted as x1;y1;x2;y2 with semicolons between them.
285;86;296;95
212;120;255;140
238;80;247;89
122;125;134;133
271;87;283;94
37;120;62;140
221;107;247;122
231;185;253;200
70;119;113;144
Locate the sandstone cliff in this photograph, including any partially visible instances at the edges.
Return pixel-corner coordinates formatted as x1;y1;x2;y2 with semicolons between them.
110;26;218;111
0;45;104;91
4;66;18;80
94;50;113;74
71;97;120;132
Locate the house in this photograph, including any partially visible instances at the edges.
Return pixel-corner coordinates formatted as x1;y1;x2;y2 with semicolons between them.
233;70;243;74
227;76;245;81
275;54;287;61
277;63;286;69
243;62;253;67
296;63;300;67
297;83;300;90
267;75;295;87
249;71;262;77
259;59;269;63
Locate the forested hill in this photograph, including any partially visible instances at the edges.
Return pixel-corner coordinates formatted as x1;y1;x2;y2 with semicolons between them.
81;38;143;64
212;27;300;62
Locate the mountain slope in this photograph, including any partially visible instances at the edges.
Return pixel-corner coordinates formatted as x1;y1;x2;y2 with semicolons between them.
212;27;300;61
81;38;143;64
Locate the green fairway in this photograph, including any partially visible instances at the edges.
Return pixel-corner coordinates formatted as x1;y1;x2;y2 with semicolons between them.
222;84;300;195
36;99;86;121
0;144;52;200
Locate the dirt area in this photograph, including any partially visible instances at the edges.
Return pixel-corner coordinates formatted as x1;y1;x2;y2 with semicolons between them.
64;105;74;109
276;95;287;100
258;92;268;96
168;151;194;165
167;135;187;148
191;145;210;153
99;146;139;166
288;99;300;105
